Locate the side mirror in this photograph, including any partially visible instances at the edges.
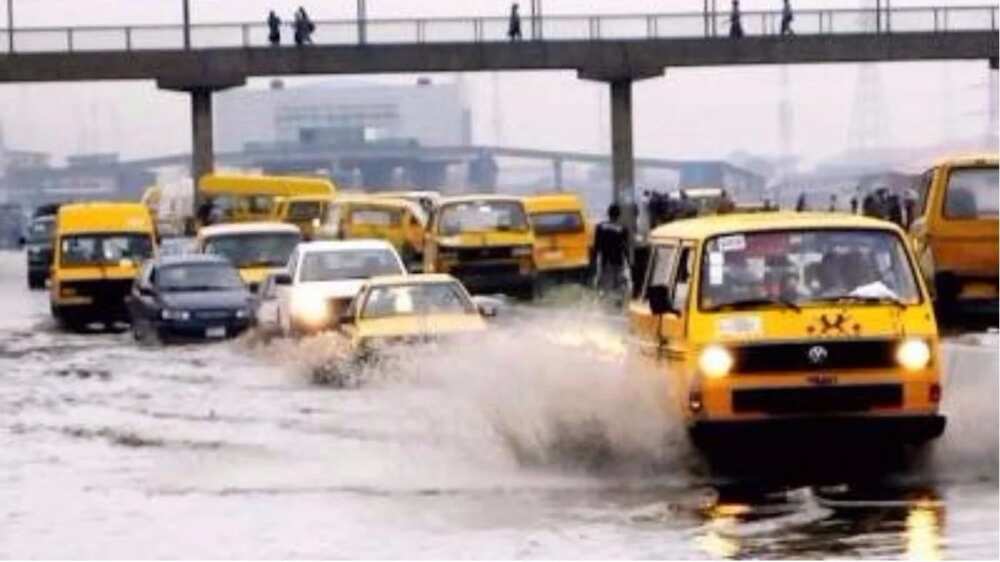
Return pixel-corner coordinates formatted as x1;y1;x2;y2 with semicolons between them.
471;296;500;318
273;272;292;286
647;285;674;316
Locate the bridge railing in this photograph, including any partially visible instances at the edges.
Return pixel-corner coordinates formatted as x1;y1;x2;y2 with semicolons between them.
0;6;996;54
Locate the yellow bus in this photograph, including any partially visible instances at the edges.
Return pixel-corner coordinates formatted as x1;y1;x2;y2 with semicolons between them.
197;174;336;227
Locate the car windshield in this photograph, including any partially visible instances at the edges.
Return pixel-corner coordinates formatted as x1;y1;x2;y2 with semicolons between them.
300;248;403;282
157;263;244;292
288;201;324;220
28;218;55;243
438;201;529;235
204;232;300;268
530;211;584;235
361;282;474;319
700;229;921;310
944;166;998;219
60;233;153;266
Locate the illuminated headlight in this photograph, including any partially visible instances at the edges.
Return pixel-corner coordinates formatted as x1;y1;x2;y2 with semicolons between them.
291;291;329;326
698;345;734;378
311;218;321;228
60;286;77;297
512;246;533;257
896;339;931;371
161;309;190;321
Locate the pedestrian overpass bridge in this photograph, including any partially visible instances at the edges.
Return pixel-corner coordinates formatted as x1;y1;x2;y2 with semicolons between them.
1;4;996;229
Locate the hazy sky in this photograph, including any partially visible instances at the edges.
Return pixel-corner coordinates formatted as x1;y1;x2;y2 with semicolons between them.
0;0;996;171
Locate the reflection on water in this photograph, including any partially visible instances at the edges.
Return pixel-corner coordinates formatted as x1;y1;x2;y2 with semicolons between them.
692;486;945;559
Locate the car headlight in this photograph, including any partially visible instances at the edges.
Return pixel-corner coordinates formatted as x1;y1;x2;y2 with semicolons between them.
291;291;329;325
311;218;321;229
698;345;733;378
512;246;533;257
161;309;190;321
897;339;931;371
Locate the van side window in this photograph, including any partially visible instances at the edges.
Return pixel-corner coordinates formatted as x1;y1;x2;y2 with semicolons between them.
916;169;934;218
671;247;693;313
642;245;676;302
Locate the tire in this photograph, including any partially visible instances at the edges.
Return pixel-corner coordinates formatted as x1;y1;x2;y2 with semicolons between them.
27;273;45;290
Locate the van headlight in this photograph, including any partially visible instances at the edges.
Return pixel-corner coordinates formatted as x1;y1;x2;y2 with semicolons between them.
291;291;329;325
698;345;733;378
896;339;931;371
161;309;190;321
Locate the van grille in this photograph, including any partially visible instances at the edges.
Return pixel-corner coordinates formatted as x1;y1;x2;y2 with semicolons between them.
61;279;133;303
456;246;515;261
732;339;898;373
731;384;903;414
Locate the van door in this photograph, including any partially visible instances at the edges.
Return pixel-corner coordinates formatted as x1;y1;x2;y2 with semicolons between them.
660;244;695;365
929;165;999;291
628;243;676;356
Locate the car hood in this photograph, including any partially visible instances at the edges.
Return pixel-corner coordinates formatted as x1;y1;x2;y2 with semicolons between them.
294;279;368;300
357;314;487;339
160;289;252;310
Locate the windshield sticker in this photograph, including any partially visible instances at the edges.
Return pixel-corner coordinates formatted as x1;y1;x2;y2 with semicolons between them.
717;235;746;253
709;264;724;286
717;315;762;337
708;252;724;265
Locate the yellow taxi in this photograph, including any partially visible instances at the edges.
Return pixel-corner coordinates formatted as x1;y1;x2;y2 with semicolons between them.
908;153;998;321
523;193;592;281
629;212;944;448
194;222;302;293
423;195;536;297
50;202;157;329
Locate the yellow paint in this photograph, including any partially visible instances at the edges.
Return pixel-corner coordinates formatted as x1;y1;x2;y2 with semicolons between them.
523;192;592;273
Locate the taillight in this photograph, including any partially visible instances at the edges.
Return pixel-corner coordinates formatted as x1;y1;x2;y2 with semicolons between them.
929;383;942;403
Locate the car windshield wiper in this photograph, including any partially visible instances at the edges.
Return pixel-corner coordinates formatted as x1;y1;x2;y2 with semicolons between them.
809;295;907;309
707;297;801;313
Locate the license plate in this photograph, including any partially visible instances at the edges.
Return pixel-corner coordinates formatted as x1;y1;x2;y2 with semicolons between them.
205;326;226;339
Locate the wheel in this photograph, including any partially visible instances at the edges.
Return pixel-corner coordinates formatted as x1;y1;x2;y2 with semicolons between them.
27;273;45;290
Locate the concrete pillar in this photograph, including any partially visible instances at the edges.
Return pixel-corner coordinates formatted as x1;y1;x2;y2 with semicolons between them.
552;158;564;190
610;79;637;238
190;88;214;209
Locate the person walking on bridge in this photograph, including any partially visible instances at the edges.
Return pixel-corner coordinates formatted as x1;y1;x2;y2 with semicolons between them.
729;0;744;38
267;10;282;46
508;3;523;41
294;7;315;46
780;0;795;36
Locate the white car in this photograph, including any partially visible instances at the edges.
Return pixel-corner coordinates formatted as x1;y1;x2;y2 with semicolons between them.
259;240;407;336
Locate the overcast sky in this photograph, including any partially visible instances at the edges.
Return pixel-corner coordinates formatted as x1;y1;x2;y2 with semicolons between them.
0;0;996;171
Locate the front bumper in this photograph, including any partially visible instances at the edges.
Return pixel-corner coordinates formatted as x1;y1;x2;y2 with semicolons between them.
154;318;253;340
688;413;946;448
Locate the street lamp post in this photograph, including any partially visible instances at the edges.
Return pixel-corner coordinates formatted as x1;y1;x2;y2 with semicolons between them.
6;0;13;53
182;0;190;49
357;0;367;45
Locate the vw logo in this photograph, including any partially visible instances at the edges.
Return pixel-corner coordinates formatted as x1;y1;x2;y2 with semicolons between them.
807;345;828;365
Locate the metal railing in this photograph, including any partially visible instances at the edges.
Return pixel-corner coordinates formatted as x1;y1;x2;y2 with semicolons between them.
0;5;996;54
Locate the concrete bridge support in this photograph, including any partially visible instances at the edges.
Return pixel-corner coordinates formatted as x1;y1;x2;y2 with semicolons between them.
552;157;564;190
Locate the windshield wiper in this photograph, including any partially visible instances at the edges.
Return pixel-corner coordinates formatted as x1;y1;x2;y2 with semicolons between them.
707;297;801;313
811;295;907;309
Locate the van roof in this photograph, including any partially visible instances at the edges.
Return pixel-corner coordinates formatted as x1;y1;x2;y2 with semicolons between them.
931;152;999;168
650;212;903;241
523;193;585;213
439;194;525;206
57;202;153;233
200;174;335;196
197;222;302;238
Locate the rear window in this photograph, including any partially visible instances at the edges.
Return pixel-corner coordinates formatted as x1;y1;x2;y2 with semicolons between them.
530;212;584;235
288;201;323;220
350;208;401;227
944;167;998;219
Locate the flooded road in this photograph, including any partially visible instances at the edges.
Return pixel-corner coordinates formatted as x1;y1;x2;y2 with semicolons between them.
0;250;996;559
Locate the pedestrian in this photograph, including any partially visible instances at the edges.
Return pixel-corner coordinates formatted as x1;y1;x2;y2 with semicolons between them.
828;194;838;212
729;0;744;38
850;196;859;214
267;10;282;46
294;6;315;46
508;3;523;41
795;192;807;212
593;203;630;302
717;189;737;214
780;0;794;37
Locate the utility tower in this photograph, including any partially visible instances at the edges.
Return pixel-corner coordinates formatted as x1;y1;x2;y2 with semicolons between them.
847;1;889;156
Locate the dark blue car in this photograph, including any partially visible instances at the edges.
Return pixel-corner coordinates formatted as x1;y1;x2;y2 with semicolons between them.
127;254;255;343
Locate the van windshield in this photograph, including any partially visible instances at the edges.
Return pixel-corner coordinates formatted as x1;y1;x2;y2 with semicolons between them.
288;201;324;221
204;233;300;268
530;211;584;235
60;233;153;266
944;166;999;219
437;201;529;235
700;229;921;311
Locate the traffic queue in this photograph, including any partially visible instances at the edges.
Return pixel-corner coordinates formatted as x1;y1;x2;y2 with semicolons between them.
21;152;997;453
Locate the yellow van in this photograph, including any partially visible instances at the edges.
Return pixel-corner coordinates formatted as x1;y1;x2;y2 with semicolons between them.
50;202;157;329
370;190;441;214
629;212;944;449
424;195;536;296
272;194;334;240
908;153;998;321
327;198;428;268
197;174;336;227
523;193;591;279
194;222;302;293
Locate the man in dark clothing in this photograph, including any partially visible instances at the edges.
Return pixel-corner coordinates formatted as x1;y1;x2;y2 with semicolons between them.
780;0;794;36
294;7;314;46
795;192;807;212
729;0;744;38
717;189;737;214
593;203;630;298
267;11;282;46
508;3;523;41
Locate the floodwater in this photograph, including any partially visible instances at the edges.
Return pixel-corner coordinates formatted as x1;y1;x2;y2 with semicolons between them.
0;250;996;559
